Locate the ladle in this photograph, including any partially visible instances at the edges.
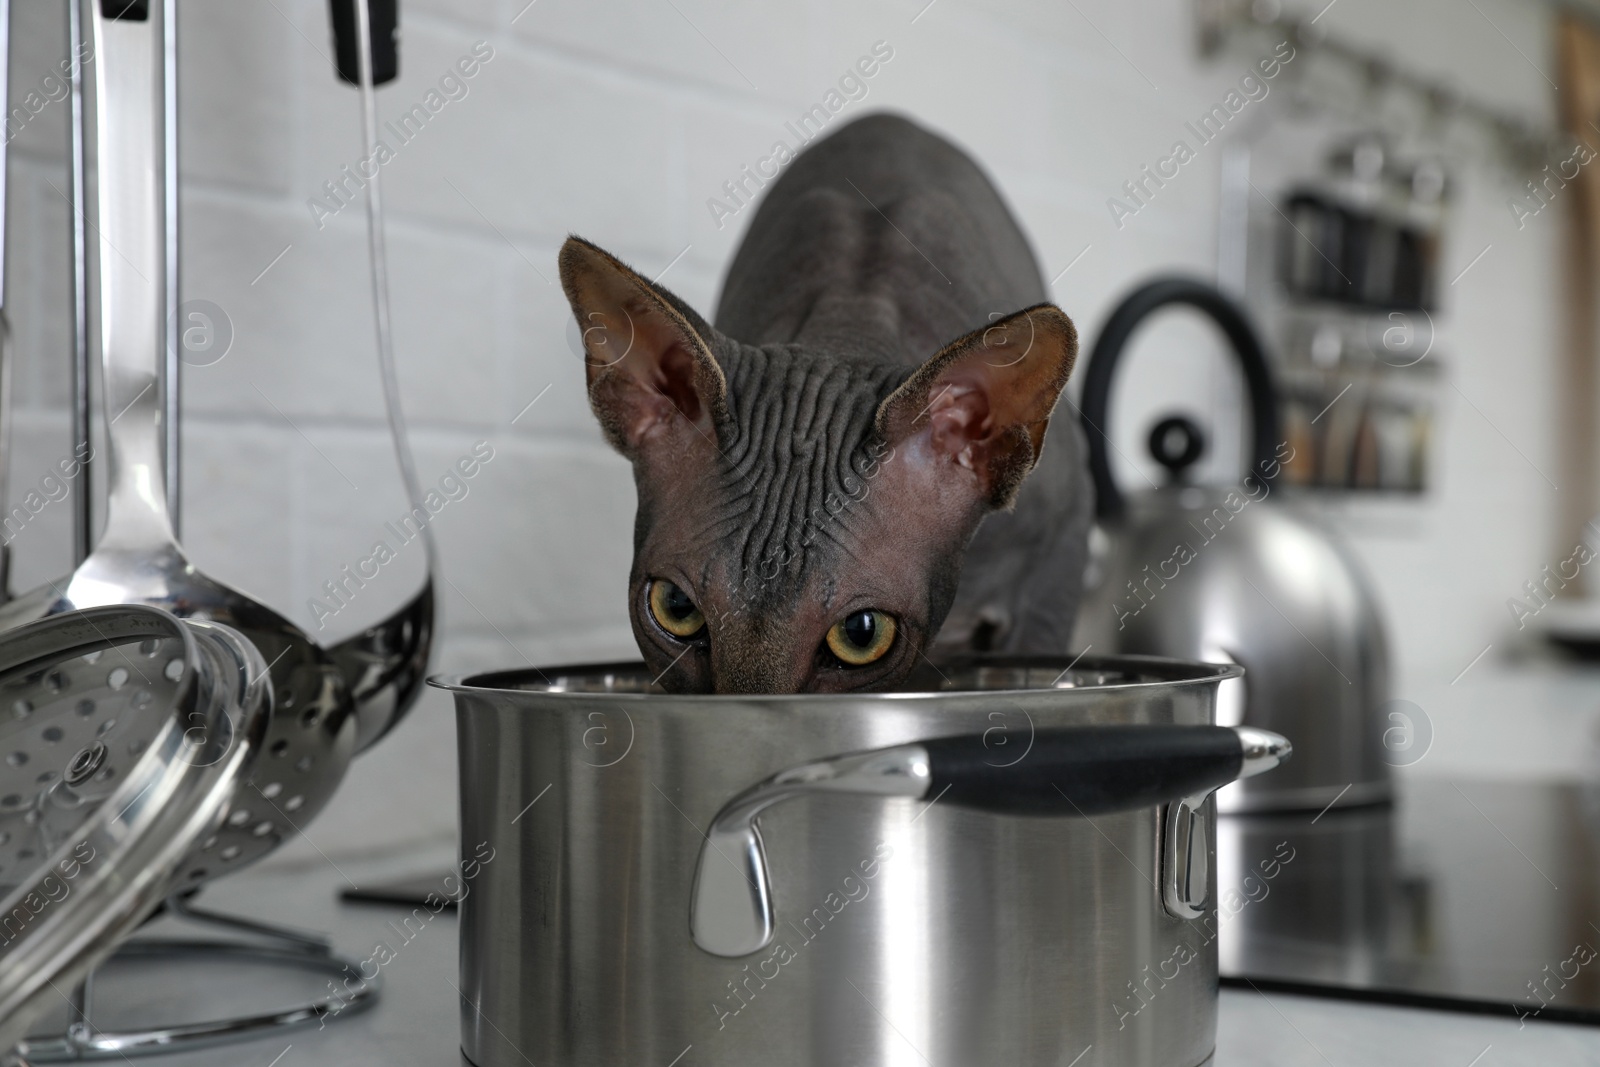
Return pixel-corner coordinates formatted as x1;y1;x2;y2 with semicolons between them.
321;0;435;752
0;0;381;881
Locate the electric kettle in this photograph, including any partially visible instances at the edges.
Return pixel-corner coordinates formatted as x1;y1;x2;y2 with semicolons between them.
1074;277;1391;813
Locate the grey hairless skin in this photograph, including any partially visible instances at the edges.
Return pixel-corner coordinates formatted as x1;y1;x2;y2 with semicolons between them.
560;112;1093;693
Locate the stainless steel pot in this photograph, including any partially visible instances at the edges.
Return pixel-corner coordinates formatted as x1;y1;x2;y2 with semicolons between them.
435;655;1290;1067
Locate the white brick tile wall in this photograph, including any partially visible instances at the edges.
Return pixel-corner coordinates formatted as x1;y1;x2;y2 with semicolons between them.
7;162;75;410
288;425;425;638
179;419;299;613
176;0;294;194
180;192;387;421
0;0;1565;864
409;0;495;31
506;0;825;101
5;0;71;165
503;250;596;431
2;408;79;592
307;23;687;255
386;223;503;422
430;436;633;635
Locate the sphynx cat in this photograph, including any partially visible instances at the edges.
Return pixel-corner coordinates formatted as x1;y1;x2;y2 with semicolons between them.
560;112;1092;693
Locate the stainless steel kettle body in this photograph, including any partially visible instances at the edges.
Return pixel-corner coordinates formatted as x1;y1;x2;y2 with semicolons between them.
1074;278;1391;813
437;657;1291;1067
1079;487;1390;811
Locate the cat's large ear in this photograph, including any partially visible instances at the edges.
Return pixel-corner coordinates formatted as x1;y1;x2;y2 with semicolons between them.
559;236;727;460
876;304;1077;509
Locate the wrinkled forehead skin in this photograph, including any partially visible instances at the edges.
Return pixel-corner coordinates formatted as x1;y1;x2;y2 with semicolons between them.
627;333;986;692
640;341;906;611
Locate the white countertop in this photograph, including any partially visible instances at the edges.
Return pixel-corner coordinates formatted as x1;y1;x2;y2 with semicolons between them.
1219;985;1600;1066
32;845;1599;1067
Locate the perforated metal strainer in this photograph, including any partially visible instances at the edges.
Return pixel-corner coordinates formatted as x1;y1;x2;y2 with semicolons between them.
0;605;268;1055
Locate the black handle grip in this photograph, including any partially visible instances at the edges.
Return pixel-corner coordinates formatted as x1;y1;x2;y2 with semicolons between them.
102;0;149;19
1079;277;1281;518
328;0;399;86
923;725;1246;817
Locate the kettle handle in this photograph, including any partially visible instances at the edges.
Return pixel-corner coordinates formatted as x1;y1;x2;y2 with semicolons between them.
1079;277;1282;518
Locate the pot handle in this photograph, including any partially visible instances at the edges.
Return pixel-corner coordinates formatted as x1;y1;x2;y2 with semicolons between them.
922;724;1279;816
1078;277;1281;518
689;724;1290;957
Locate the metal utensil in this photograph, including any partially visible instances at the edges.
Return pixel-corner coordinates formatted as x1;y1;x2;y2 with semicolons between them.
68;0;93;568
0;0;14;599
438;655;1290;1067
320;0;434;752
5;0;430;764
0;0;355;883
1;606;381;1063
0;605;268;1056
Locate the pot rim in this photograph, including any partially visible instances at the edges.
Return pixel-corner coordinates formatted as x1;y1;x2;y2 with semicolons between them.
426;652;1242;702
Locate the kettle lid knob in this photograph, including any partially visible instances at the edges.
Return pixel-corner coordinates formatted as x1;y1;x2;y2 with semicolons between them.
1148;414;1206;483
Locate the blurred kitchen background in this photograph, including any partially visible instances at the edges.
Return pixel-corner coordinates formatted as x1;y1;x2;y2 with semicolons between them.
0;0;1585;870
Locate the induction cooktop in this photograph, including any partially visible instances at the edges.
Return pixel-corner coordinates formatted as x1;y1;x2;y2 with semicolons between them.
1217;778;1600;1025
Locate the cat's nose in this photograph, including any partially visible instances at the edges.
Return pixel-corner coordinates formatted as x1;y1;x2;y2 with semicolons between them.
710;668;801;695
708;644;805;695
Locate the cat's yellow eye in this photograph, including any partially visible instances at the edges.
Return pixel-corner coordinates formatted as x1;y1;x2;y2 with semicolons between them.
648;579;705;639
826;610;897;666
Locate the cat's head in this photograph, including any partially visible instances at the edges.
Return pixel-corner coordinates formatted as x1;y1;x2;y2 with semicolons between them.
560;236;1077;693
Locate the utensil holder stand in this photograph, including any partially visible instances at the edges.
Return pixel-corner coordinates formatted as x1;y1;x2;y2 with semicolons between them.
15;892;379;1062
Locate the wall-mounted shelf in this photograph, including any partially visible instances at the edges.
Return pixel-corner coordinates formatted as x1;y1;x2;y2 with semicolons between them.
1196;0;1565;174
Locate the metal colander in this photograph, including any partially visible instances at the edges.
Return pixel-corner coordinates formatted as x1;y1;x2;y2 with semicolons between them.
0;629;191;882
0;606;267;1054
